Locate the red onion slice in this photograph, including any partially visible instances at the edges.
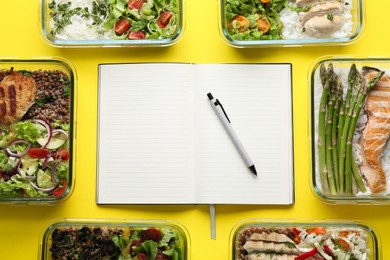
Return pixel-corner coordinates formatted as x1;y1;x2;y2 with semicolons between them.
5;139;31;157
42;153;52;170
52;129;69;141
34;119;52;148
29;180;57;192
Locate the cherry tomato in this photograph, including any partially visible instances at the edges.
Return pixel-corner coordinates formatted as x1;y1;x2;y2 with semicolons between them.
128;31;146;40
115;19;131;35
128;0;144;10
54;149;70;161
28;148;50;158
157;11;173;28
227;15;250;32
140;227;161;242
256;15;271;33
137;253;149;260
53;179;67;197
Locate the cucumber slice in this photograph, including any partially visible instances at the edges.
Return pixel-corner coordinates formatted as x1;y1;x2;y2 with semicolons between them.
37;169;55;188
37;130;68;150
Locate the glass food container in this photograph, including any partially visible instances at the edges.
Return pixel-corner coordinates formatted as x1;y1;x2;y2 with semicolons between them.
230;219;380;260
40;0;184;47
0;57;76;205
310;56;390;204
219;0;364;48
40;218;190;260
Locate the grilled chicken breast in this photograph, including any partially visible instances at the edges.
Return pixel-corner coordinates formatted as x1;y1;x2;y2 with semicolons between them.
358;67;390;193
300;1;345;36
248;253;296;260
0;71;37;127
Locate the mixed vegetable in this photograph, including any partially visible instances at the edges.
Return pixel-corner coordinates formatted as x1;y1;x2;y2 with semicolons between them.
48;0;179;40
0;120;70;198
49;225;185;259
237;225;371;260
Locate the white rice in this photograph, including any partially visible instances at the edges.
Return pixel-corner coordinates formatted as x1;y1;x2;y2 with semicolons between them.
280;0;353;39
49;0;114;40
313;67;390;196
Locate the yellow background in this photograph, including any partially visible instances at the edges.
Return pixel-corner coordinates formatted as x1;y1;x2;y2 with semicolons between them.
0;0;389;259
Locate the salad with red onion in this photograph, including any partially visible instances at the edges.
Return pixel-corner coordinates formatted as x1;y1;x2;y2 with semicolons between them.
0;119;70;198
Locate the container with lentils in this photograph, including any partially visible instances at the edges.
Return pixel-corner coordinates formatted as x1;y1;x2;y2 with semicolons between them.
0;58;75;204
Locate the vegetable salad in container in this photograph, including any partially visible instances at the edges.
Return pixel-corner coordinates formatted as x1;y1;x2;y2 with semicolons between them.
40;0;184;47
40;219;189;260
220;0;363;47
230;220;379;260
0;58;75;205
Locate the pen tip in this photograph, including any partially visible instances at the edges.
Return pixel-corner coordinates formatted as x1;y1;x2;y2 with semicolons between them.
207;93;214;100
249;165;257;176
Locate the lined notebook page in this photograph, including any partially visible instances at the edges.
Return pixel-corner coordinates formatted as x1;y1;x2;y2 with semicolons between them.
195;64;294;204
97;63;196;204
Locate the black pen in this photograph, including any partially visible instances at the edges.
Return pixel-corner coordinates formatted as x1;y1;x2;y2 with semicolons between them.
207;93;257;176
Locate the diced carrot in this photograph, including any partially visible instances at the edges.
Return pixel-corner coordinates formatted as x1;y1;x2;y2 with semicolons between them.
307;227;327;235
335;238;351;251
260;0;270;3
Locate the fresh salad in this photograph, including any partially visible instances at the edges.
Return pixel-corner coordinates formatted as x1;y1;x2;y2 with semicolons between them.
225;0;288;40
0;120;70;198
49;225;186;259
48;0;180;40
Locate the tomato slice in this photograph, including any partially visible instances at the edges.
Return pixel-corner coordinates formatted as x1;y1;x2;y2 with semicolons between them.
53;179;67;197
115;19;131;35
157;11;173;28
335;238;351;251
54;149;70;161
28;148;50;158
128;0;144;10
128;31;146;40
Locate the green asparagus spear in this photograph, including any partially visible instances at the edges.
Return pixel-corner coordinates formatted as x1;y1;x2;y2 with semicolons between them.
331;77;342;191
318;63;331;193
351;154;367;193
338;66;362;193
325;73;337;195
344;70;385;193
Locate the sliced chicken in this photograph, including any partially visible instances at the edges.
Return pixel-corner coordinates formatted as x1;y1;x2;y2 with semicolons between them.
243;240;299;255
248;253;297;260
304;15;345;36
249;232;295;244
300;1;344;25
358;67;390;193
0;71;37;127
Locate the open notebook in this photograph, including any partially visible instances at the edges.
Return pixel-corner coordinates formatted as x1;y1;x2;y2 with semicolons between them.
97;63;294;205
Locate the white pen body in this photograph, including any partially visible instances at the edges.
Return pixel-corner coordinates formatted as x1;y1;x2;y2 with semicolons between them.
210;98;254;168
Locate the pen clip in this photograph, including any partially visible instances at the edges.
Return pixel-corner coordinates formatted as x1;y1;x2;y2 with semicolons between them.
215;99;230;123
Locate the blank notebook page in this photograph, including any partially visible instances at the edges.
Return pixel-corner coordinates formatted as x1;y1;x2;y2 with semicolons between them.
195;64;293;204
97;63;294;205
97;64;196;204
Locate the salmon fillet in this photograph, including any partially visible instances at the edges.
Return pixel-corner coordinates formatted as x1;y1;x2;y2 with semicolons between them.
0;71;37;127
358;67;390;193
